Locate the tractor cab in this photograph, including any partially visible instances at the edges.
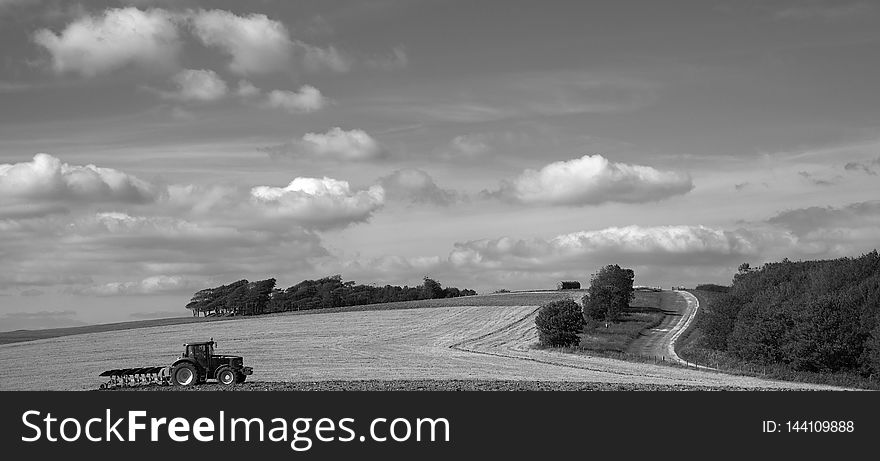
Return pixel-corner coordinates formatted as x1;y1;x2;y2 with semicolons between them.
182;340;215;369
170;338;252;386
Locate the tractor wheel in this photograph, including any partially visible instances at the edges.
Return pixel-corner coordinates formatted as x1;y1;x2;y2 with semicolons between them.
235;373;247;384
172;362;198;386
216;367;236;386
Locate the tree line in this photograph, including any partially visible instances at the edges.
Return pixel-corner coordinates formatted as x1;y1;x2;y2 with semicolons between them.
698;251;880;377
185;275;477;317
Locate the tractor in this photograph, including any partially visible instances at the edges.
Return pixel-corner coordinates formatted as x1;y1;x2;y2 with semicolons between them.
100;339;254;388
169;339;253;386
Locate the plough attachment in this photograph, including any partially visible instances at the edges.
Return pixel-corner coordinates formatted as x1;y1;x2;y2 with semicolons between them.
99;366;171;389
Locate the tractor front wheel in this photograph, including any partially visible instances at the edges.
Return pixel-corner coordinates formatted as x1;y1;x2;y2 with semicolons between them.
172;363;198;386
216;367;236;386
235;373;247;384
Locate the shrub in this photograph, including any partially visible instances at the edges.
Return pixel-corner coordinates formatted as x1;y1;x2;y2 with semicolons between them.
535;299;585;347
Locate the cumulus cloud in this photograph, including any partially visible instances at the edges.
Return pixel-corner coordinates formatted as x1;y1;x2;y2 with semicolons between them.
162;68;228;102
448;225;772;271
33;7;180;77
378;169;458;206
0;154;157;217
265;85;326;113
300;127;384;160
263;127;385;161
1;154;395;298
250;177;384;229
188;9;292;75
487;154;693;206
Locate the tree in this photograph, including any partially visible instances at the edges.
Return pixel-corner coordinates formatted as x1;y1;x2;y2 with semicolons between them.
583;264;634;323
187;274;477;316
535;299;585;347
422;277;444;299
186;288;215;317
698;293;744;350
244;278;276;315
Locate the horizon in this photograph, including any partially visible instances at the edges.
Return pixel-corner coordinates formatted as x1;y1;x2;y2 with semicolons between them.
2;0;879;330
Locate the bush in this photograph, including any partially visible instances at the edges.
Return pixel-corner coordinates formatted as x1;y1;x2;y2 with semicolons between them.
535;299;585;347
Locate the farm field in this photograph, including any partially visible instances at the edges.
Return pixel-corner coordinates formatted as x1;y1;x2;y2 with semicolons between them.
0;292;840;391
0;291;581;345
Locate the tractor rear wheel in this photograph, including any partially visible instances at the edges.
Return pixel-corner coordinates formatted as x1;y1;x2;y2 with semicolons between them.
172;363;198;386
216;367;235;386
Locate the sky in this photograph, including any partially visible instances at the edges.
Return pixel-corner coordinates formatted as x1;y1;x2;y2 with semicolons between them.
1;0;879;330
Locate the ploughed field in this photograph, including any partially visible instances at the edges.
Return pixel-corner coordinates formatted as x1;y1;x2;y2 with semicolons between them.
0;291;840;390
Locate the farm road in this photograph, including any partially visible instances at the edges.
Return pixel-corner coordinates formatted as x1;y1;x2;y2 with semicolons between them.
626;290;705;367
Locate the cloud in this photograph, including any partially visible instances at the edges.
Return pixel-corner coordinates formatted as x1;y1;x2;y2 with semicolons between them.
0;153;157;217
161;68;228;102
448;225;771;271
448;134;491;157
369;71;658;123
188;9;293;75
0;273;93;289
487;154;693;206
300;43;352;73
378;169;459;206
365;45;408;71
25;209;328;288
797;170;838;186
70;275;204;296
250;177;385;229
150;75;325;112
265;85;326;113
300;127;383;160
774;2;871;20
329;199;880;291
1;155;387;295
263;127;385;161
235;79;260;98
844;157;879;175
33;7;180;77
767;201;880;237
